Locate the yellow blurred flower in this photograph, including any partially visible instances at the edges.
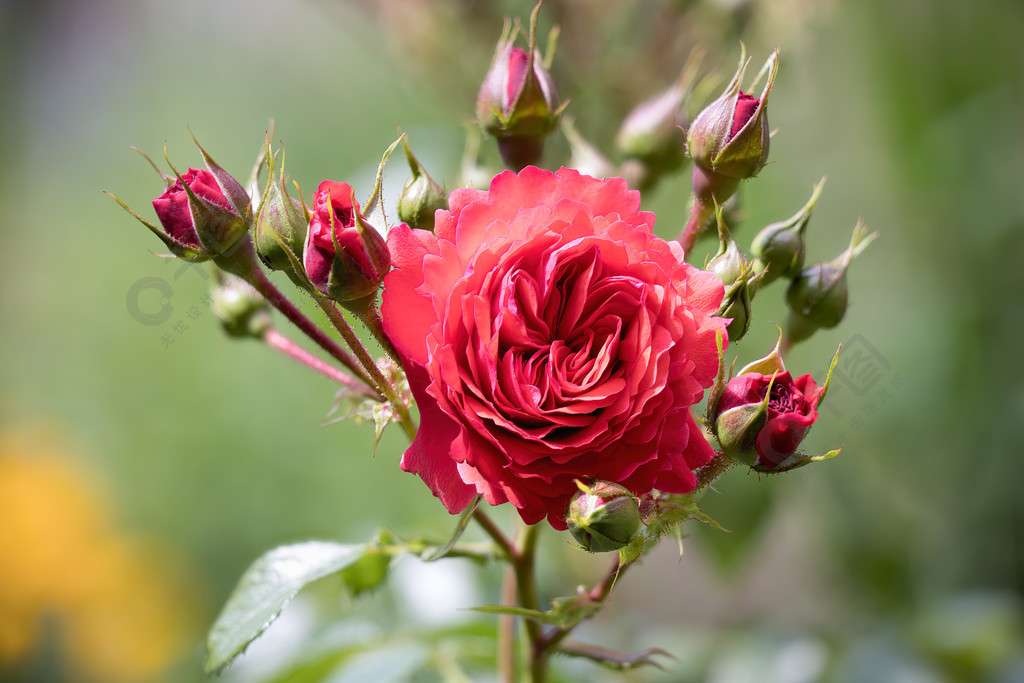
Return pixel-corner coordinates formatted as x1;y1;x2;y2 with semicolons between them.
0;428;198;682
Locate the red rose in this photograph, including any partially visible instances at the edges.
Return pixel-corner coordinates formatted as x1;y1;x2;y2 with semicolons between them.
152;168;234;250
382;167;727;527
303;181;390;303
714;371;822;470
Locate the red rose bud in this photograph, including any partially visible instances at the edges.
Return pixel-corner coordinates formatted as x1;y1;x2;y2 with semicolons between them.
475;7;562;170
751;178;825;287
566;481;642;553
785;221;877;345
397;138;448;233
711;343;839;471
255;155;309;276
686;48;778;182
210;271;272;339
110;142;251;263
303;181;391;307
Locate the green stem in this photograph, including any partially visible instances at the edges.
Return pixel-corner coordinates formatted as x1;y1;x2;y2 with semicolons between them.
355;304;402;366
314;298;418;441
695;452;734;491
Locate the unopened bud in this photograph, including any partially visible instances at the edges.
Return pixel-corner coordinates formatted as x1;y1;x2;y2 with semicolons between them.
686;48;778;181
475;7;562;170
255;155;308;275
303;181;391;309
566;481;641;553
397;138;448;232
785;221;876;344
752;178;825;287
211;272;272;338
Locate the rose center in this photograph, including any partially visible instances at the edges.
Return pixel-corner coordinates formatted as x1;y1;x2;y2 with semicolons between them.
767;382;795;414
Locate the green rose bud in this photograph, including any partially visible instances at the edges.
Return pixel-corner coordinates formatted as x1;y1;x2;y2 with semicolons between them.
566;481;642;553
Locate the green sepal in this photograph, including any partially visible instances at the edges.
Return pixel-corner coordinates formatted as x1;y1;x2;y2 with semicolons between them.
189;128;253;219
736;330;787;376
420;495;482;562
752;446;844;473
472;588;600;629
106;190;209;262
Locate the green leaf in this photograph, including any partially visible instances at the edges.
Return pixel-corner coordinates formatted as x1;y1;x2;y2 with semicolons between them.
339;531;395;597
205;541;367;675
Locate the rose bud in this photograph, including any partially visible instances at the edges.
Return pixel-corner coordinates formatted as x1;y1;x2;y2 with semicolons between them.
711;342;839;471
210;271;272;339
707;208;758;341
566;481;642;553
751;178;825;287
303;181;391;309
686;49;779;203
785;221;877;345
110;142;252;263
397;138;448;233
615;52;702;189
476;7;562;170
255;155;309;278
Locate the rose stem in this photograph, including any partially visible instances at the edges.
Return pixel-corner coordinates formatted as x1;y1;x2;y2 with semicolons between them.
355;306;402;366
314;298;418;440
678;197;714;255
497;563;517;683
696;452;734;490
233;250;379;394
261;327;375;395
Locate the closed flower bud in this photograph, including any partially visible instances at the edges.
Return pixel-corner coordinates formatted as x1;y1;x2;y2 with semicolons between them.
255;159;308;276
686;48;778;181
711;342;840;471
751;178;825;287
397;138;448;233
110;142;252;264
566;481;641;553
785;221;877;345
211;272;271;338
303;181;391;308
476;8;562;170
708;209;756;341
615;52;702;187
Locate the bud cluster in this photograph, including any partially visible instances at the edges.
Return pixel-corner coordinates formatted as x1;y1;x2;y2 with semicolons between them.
109;3;873;577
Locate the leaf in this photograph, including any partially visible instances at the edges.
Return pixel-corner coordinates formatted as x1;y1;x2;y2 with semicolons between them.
205;541;368;675
420;496;481;562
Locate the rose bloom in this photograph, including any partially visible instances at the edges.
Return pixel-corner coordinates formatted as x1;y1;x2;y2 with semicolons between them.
382;167;726;527
715;371;822;469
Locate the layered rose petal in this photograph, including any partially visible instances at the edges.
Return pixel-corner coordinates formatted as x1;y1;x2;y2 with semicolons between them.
383;167;726;527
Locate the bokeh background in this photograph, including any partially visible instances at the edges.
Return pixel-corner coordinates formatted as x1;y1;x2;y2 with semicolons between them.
1;0;1022;681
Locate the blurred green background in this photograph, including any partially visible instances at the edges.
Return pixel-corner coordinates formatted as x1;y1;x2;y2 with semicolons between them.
1;0;1022;681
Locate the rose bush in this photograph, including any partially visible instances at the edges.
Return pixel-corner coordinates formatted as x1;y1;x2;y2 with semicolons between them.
382;167;726;527
713;371;823;470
